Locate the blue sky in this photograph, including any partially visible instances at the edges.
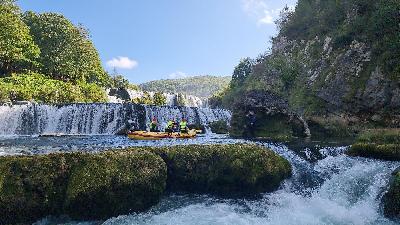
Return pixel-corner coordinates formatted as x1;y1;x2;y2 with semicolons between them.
18;0;297;84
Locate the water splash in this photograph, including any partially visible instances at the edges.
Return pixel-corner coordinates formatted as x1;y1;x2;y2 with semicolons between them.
98;144;400;225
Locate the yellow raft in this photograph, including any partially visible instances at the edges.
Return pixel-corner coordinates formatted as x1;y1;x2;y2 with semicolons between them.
128;130;197;140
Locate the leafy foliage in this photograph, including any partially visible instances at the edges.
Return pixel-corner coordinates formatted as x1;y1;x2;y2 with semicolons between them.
140;75;231;98
153;92;167;106
23;12;110;86
231;58;254;88
0;1;40;75
0;72;107;103
132;91;153;105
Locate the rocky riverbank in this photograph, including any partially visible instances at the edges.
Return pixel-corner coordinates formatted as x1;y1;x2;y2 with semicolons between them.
0;144;291;224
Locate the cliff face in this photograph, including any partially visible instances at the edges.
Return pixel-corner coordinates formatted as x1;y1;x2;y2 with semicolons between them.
228;0;399;137
270;36;399;115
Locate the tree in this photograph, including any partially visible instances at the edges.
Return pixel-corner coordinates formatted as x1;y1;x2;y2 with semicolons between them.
112;74;130;89
134;91;153;105
175;93;186;106
153;92;167;106
0;1;40;76
231;58;254;87
23;12;109;86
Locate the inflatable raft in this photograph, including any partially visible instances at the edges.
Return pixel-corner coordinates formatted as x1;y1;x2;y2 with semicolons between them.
128;130;197;140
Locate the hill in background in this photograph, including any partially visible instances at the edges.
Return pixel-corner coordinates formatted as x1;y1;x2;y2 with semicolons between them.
140;75;231;98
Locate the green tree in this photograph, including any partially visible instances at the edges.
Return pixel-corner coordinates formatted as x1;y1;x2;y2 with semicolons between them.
111;74;130;89
176;93;186;106
153;92;167;106
23;12;110;86
0;1;40;76
134;91;153;105
231;58;254;88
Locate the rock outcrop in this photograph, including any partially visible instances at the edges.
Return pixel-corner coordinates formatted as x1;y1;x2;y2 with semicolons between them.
225;0;400;139
230;90;310;140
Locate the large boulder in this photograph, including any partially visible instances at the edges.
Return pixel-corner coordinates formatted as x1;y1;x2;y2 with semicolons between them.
151;144;292;196
0;154;71;224
0;144;292;223
64;150;167;220
0;150;167;224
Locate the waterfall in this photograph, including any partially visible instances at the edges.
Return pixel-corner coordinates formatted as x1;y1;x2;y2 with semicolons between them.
0;103;231;135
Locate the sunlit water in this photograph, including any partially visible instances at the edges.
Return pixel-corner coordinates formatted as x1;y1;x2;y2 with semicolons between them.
0;135;398;225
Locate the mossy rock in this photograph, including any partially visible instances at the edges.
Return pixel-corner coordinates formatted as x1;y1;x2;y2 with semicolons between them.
209;120;229;134
150;144;292;196
383;170;400;218
357;129;400;144
64;150;167;220
347;129;400;161
347;143;400;161
0;154;71;225
0;144;292;223
0;150;167;224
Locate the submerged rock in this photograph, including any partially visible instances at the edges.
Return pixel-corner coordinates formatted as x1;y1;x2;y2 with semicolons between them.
0;144;292;223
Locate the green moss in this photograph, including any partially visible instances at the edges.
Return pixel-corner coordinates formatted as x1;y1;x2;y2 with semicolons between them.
347;129;400;160
347;143;400;161
0;150;167;224
383;171;400;218
0;154;71;225
64;150;167;220
0;144;292;223
357;129;400;144
149;144;292;196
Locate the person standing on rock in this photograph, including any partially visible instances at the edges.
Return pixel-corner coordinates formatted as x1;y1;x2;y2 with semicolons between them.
246;110;256;137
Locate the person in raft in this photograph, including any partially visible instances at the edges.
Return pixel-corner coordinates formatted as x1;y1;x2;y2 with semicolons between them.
180;118;189;134
149;118;159;132
165;119;175;134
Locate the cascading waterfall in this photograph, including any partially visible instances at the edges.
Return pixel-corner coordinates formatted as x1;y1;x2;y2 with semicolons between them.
0;103;231;135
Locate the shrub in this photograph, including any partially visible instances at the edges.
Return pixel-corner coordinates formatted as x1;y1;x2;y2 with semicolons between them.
0;72;108;103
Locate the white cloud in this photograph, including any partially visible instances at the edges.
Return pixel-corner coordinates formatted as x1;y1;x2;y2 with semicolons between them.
168;71;188;79
106;57;138;69
241;0;295;26
258;9;280;25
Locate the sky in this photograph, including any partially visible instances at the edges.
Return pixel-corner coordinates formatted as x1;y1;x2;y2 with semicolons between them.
17;0;297;84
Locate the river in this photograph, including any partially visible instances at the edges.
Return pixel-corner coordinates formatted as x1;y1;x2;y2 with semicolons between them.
0;104;399;225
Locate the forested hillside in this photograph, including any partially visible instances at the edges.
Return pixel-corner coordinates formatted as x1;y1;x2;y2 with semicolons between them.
215;0;399;138
0;0;133;103
140;75;231;98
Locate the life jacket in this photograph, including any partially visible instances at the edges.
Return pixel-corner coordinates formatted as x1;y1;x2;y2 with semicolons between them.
166;121;174;129
180;121;187;130
149;121;157;130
